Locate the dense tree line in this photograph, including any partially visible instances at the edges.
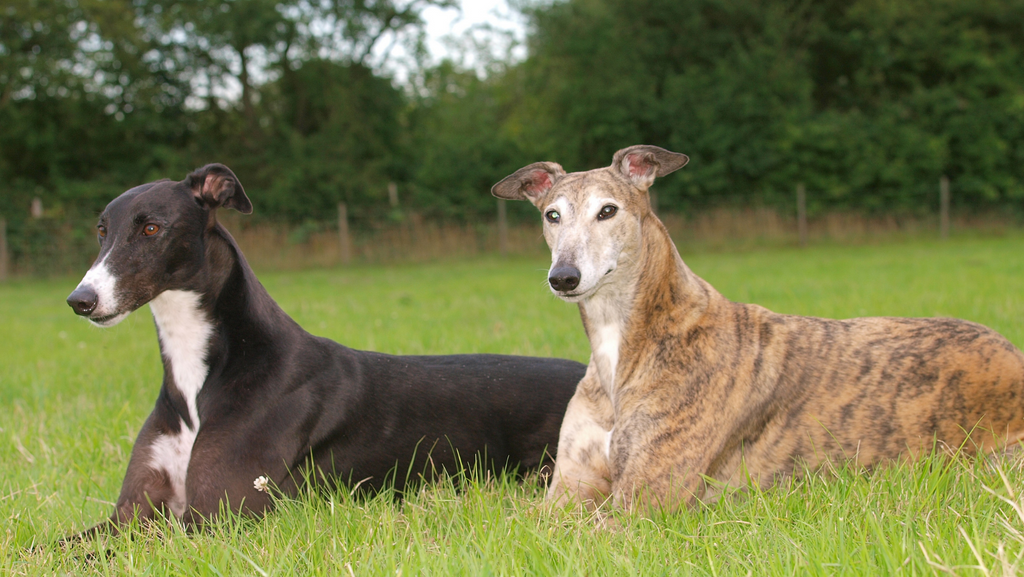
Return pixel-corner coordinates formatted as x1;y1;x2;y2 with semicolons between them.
2;0;1023;238
508;0;1024;215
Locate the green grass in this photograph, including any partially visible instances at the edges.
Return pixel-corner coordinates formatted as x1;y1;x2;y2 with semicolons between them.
4;234;1024;575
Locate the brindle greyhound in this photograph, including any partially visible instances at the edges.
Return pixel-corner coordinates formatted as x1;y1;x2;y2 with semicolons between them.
63;164;584;539
493;144;1024;511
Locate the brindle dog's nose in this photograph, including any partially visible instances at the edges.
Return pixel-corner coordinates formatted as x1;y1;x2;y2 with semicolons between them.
67;286;98;316
549;265;581;292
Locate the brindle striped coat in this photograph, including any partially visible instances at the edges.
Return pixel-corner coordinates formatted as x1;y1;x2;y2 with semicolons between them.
493;145;1024;510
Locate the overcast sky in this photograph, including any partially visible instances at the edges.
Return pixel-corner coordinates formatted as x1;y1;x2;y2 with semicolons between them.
421;0;525;52
195;1;531;104
381;0;529;81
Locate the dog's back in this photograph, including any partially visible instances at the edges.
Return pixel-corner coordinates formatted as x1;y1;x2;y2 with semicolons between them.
290;348;582;492
632;293;1024;497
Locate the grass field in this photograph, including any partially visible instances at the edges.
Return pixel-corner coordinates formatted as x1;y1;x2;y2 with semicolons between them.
4;233;1024;575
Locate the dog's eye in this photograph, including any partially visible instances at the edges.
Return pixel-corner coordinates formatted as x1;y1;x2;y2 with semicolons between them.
597;205;618;221
142;224;160;236
545;210;560;224
97;225;107;239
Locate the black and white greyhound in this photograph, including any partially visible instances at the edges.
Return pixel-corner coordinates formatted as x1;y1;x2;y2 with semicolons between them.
65;164;584;538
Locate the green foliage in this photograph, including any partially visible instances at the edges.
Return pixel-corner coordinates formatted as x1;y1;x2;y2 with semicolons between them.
404;61;537;221
0;0;193;221
206;59;407;223
2;0;1024;239
514;0;1024;215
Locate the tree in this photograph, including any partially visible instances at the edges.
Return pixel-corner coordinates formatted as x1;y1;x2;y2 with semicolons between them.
0;0;192;217
405;61;531;220
510;0;1024;213
258;59;406;221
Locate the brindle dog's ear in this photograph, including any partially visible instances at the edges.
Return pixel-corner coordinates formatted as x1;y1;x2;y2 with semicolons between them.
186;163;253;214
492;162;566;206
611;145;689;191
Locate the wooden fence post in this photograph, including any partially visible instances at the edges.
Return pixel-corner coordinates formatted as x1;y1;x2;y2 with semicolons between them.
388;182;398;208
0;217;8;282
337;202;351;265
796;183;807;247
497;199;508;256
940;175;950;240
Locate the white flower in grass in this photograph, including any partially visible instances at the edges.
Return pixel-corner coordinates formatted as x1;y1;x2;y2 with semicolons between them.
254;475;270;493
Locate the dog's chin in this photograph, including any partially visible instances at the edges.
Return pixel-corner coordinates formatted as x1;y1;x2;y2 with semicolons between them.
88;311;130;328
552;287;593;303
552;271;621;303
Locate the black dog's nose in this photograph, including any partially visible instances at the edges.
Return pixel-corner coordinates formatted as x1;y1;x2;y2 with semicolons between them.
549;265;581;292
67;286;98;316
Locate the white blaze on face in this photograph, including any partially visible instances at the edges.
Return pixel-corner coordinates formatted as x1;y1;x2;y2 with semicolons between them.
147;289;214;518
546;193;625;300
545;196;574;262
73;254;129;327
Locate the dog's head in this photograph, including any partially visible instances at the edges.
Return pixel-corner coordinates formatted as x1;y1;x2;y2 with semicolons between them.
66;164;252;326
493;145;688;302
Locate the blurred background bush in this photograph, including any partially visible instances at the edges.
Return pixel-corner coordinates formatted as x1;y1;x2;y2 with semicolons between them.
2;0;1023;274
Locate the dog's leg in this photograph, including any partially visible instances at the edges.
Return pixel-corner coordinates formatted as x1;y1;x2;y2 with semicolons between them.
60;414;178;543
547;364;615;510
109;418;181;524
609;411;725;513
178;430;281;528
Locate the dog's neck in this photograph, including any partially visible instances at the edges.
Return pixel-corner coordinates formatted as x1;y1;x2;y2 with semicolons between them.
579;213;714;401
578;266;634;402
150;222;292;431
150;290;213;432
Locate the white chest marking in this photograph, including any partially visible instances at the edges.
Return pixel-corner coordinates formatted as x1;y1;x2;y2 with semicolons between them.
583;288;628;397
149;428;197;518
592;321;621;392
147;290;213;518
149;290;213;429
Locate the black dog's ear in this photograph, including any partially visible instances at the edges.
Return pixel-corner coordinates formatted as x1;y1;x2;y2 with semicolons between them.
186;163;253;214
611;145;689;190
492;162;566;206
